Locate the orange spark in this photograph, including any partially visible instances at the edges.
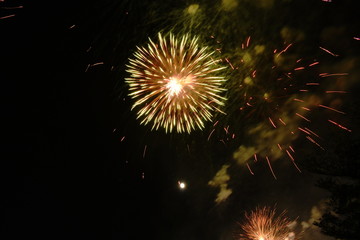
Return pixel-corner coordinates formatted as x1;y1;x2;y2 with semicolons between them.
266;156;277;180
328;120;352;132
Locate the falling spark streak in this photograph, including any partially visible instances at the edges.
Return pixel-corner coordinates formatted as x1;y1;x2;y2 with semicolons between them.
319;73;348;77
126;33;227;133
296;113;311;122
0;14;15;19
2;5;23;9
91;62;104;67
319;46;339;56
275;43;293;58
268;117;277;128
306;136;325;150
246;36;251;48
285;149;294;161
328;120;352;132
225;58;235;69
278;118;286;125
305;127;320;138
286;149;302;173
293;98;305;103
298;127;311;135
252;70;256;78
266;156;277;180
246;163;255;175
318;104;345;114
325;91;347;93
254;154;258;162
294;67;305;71
208;129;215;141
309;61;320;67
143;145;147;158
289;146;295;152
224;125;230;134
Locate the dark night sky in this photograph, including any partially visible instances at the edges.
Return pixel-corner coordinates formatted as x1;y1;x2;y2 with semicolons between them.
1;0;359;239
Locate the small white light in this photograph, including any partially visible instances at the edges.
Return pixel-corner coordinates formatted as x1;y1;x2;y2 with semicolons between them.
178;181;186;190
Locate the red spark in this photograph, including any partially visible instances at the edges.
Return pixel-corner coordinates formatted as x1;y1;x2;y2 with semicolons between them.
225;58;235;69
275;43;293;57
309;61;320;67
304;127;320;138
268;117;277;128
208;129;215;141
294;67;305;71
298;127;311;135
246;36;251;48
320;72;348;77
0;14;15;19
289;146;295;152
325;91;347;93
306;136;325;150
278;118;286;125
319;46;339;56
266;156;277;180
296;113;311;122
246;163;255;175
328;120;352;132
318;104;345;114
293;98;305;103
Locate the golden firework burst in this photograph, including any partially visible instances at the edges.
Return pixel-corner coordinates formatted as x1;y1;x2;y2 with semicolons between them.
126;32;227;133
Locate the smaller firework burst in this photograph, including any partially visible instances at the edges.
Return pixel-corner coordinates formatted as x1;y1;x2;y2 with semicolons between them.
237;206;292;240
126;32;227;134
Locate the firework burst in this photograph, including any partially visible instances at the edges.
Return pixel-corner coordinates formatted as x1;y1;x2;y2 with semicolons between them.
126;32;227;134
207;35;351;178
238;206;293;240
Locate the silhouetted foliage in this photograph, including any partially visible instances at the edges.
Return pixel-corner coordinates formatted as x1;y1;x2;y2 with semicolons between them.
301;128;360;239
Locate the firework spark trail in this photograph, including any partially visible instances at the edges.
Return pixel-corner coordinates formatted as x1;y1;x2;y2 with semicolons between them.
266;156;277;180
218;35;352;177
238;206;293;240
126;33;227;133
328;119;352;132
0;1;23;19
319;46;339;56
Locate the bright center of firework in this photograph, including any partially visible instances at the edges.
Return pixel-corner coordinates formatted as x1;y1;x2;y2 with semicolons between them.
258;237;265;240
167;77;184;96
